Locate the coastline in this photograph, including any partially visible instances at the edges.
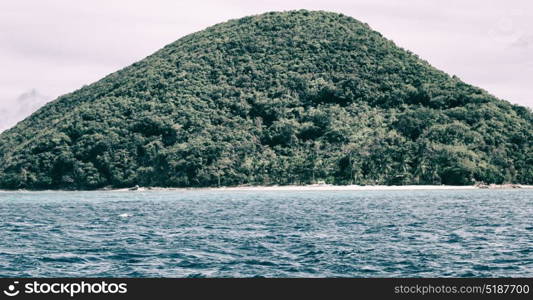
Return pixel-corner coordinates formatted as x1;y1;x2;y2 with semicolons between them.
117;184;533;192
2;184;532;193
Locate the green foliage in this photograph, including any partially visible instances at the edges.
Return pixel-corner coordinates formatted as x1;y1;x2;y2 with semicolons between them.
0;10;531;189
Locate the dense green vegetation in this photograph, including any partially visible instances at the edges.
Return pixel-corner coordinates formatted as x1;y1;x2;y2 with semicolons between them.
0;10;531;189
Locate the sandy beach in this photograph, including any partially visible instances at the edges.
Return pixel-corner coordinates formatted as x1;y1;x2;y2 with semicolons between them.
2;184;532;193
120;184;533;192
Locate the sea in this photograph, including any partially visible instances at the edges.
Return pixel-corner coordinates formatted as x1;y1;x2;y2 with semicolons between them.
0;189;531;277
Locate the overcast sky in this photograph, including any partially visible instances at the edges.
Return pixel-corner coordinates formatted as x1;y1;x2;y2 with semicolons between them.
1;0;532;131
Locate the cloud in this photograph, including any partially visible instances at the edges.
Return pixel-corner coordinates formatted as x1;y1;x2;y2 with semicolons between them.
0;89;50;133
512;34;533;49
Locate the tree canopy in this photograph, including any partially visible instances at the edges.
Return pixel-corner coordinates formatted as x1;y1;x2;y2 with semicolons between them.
0;10;531;189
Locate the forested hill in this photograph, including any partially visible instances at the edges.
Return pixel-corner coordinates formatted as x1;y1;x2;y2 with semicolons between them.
0;10;531;190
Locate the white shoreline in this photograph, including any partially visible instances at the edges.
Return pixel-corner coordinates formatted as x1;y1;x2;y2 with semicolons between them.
2;184;532;193
120;184;532;192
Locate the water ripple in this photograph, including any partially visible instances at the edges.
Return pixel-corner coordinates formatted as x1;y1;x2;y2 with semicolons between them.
0;189;531;277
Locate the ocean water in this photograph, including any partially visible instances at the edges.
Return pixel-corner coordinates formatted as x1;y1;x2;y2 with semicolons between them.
0;189;531;277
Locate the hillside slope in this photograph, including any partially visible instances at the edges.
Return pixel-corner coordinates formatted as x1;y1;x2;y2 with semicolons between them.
0;10;531;189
